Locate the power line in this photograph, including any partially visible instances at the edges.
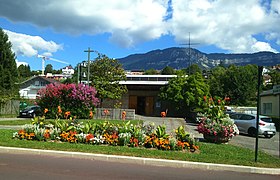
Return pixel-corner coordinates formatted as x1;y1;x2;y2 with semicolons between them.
180;32;199;74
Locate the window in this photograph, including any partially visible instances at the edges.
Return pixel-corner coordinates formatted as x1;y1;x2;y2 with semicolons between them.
34;81;39;86
240;114;254;120
263;103;272;115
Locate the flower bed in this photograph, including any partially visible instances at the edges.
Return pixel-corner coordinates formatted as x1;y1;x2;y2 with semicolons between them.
13;117;199;152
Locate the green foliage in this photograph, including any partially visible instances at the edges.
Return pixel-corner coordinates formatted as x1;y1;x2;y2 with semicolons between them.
159;72;210;113
45;64;53;74
90;54;127;102
144;68;159;75
182;64;202;75
0;28;19;97
208;66;226;98
161;66;176;75
18;64;31;79
208;65;258;106
268;69;280;87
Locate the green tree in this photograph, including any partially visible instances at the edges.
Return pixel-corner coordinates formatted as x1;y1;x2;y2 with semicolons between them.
89;54;127;106
208;66;226;98
144;68;159;75
0;28;19;97
45;64;53;74
18;64;31;79
159;72;209;114
269;69;280;86
182;64;202;75
223;64;258;106
161;66;176;75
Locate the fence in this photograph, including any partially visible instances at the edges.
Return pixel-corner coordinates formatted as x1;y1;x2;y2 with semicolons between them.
0;100;20;115
94;108;135;120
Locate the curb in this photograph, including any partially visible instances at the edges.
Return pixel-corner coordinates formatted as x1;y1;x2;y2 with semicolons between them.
1;146;280;175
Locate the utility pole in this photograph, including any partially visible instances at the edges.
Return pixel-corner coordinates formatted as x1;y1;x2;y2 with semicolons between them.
180;32;199;75
84;47;94;85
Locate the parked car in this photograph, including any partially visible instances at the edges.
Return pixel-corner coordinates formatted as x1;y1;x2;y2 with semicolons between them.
229;113;276;138
19;105;42;118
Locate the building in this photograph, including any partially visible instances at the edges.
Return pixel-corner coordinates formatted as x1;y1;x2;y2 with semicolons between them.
260;85;280;117
102;75;176;116
19;76;61;99
62;65;75;75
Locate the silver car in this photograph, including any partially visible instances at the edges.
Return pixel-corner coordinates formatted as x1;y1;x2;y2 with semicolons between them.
229;113;276;138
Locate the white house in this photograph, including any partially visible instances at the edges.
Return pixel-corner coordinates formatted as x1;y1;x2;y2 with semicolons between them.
62;65;74;75
19;76;61;99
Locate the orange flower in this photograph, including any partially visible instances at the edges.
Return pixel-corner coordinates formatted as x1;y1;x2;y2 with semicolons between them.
64;111;71;119
89;110;93;119
122;111;126;120
104;109;109;115
44;108;48;114
160;111;166;117
57;106;62;114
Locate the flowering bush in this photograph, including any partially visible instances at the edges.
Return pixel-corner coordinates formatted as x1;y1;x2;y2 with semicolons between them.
37;83;99;119
13;115;199;152
197;96;239;143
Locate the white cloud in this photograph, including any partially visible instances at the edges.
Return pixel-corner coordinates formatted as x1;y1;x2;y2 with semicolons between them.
4;30;63;57
0;0;279;53
169;0;280;53
15;60;28;67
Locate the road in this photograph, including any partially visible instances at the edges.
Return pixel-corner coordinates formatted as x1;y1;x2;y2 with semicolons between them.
0;152;279;180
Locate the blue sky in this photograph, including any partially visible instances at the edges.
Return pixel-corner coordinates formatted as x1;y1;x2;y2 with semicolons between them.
0;0;279;71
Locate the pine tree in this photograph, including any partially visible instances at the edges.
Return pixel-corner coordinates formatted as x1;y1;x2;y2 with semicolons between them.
0;28;19;97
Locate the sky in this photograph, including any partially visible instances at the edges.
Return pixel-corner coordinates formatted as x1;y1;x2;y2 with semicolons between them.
0;0;280;71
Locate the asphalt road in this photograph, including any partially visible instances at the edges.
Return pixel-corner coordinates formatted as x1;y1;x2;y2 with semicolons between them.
0;152;279;180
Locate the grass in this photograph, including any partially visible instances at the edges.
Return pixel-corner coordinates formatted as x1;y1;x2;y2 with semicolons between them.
0;128;280;168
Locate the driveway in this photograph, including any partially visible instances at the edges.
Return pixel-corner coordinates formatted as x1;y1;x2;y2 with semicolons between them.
185;122;280;158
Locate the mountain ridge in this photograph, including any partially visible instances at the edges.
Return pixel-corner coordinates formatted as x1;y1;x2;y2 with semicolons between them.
117;47;280;70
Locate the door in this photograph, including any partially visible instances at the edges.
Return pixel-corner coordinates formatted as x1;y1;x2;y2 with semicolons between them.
145;96;154;116
129;95;137;110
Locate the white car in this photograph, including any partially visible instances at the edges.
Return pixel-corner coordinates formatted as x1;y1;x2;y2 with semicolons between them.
229;113;276;138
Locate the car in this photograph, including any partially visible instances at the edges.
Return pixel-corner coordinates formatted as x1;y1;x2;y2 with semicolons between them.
229;113;276;138
19;105;42;118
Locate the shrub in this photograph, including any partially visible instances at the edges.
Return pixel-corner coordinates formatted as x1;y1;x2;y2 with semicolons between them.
37;83;99;119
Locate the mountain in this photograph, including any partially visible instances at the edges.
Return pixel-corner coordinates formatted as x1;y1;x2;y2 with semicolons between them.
118;47;280;70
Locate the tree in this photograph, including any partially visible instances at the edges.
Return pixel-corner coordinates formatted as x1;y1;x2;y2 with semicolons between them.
159;72;210;115
223;64;258;106
144;68;159;75
208;66;226;98
0;28;19;97
89;54;127;106
161;66;176;75
18;64;31;78
269;69;280;87
182;64;202;75
45;64;53;74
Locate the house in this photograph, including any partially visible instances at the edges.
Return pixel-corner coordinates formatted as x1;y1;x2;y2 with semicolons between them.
102;75;176;116
260;85;280;117
19;76;61;99
62;65;75;75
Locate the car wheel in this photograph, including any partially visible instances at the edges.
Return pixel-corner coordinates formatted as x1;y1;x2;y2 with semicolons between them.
248;127;257;137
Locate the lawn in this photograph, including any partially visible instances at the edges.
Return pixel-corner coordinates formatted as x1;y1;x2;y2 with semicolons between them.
0;128;280;168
